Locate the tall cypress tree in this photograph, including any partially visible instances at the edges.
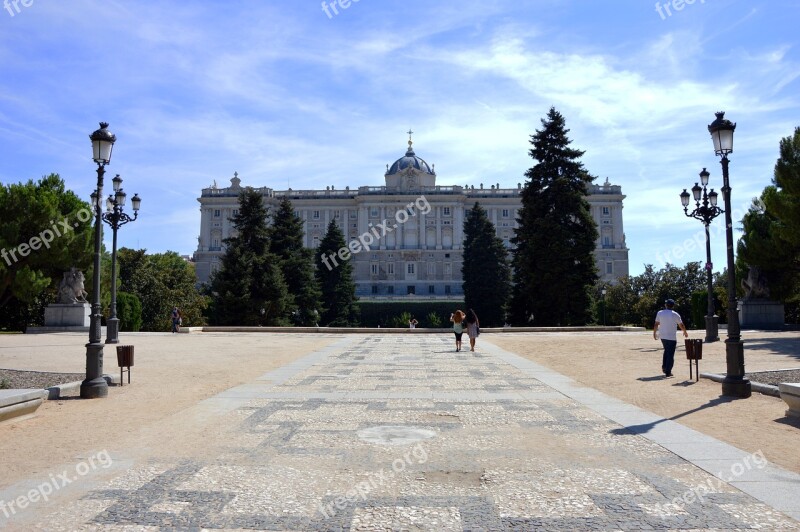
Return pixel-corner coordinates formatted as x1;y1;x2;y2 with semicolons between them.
510;107;598;325
314;219;359;326
270;196;322;325
207;188;289;325
462;202;511;327
738;127;800;301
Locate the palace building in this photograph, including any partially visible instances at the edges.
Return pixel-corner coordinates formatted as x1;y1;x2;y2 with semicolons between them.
193;137;629;298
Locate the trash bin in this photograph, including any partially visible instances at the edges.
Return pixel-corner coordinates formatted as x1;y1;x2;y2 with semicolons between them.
685;339;702;382
685;339;702;360
116;345;134;385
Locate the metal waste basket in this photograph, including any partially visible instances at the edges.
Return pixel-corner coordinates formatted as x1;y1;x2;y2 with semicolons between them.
685;339;702;381
116;345;134;385
685;339;702;360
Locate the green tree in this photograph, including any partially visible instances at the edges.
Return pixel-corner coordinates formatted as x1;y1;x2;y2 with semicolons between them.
462;202;511;327
509;108;598;326
425;311;442;328
392;311;412;328
314;219;359;326
0;174;94;329
270;196;322;325
601;276;640;326
629;262;706;328
737;127;800;303
116;291;143;332
207;189;289;326
118;248;208;331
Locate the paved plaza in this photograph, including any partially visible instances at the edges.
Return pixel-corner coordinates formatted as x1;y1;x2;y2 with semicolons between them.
2;333;800;530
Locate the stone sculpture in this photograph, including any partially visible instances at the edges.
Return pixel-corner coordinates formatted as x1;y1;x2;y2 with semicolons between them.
57;268;88;304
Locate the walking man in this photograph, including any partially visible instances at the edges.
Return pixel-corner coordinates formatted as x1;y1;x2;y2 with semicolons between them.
653;298;688;377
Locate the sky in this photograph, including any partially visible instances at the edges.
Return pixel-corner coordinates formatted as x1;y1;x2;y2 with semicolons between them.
1;0;798;277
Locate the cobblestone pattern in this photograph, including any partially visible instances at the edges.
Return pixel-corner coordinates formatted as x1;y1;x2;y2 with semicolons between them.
28;335;800;530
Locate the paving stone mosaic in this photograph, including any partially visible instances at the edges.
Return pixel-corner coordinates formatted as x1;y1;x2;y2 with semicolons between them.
14;334;800;530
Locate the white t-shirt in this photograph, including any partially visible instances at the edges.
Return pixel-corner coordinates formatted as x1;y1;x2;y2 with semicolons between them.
655;309;683;341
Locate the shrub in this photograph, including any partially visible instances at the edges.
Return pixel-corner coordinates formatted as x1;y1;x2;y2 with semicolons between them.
117;292;143;332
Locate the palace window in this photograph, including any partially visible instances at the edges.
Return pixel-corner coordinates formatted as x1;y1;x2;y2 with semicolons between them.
370;207;379;217
213;209;221;218
443;207;451;216
502;209;510;217
371;285;378;294
371;263;379;275
602;206;610;216
407;263;415;275
387;263;395;275
387;286;394;294
313;210;320;219
445;285;451;295
428;285;435;294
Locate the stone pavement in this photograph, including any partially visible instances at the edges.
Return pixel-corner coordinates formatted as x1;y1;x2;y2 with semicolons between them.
3;334;800;530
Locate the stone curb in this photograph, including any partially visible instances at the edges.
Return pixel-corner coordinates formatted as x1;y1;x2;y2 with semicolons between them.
194;326;646;334
45;374;119;400
699;372;780;397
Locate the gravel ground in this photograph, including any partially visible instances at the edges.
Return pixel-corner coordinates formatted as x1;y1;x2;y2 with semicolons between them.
746;368;800;387
3;368;799;389
0;368;84;390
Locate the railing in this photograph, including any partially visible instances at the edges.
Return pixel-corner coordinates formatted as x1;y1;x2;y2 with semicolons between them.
358;185;463;195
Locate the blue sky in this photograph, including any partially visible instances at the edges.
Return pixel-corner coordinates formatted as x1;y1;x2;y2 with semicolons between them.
1;0;798;277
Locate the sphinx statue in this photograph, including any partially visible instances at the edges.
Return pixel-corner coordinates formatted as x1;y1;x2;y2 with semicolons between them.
57;268;89;304
741;266;770;301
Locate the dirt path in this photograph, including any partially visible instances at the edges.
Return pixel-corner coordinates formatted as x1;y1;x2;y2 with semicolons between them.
488;329;800;474
0;332;337;488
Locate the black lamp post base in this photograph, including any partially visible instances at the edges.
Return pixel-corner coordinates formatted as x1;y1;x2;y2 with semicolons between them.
105;318;120;344
81;341;108;399
704;315;719;343
722;377;752;398
80;377;109;398
722;339;751;398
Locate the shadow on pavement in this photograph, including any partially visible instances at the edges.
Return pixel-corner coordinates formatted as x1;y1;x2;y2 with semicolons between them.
745;337;800;361
609;395;740;435
773;416;800;429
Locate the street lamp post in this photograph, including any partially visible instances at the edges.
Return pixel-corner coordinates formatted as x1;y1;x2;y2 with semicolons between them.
708;111;751;398
601;288;607;326
81;122;116;399
102;175;141;344
680;167;722;343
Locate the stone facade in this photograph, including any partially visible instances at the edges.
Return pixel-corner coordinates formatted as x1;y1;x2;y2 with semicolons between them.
193;141;629;298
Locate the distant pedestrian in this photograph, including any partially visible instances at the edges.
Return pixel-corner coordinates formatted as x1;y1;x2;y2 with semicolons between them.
171;307;182;333
409;317;418;329
465;308;480;352
450;310;466;351
653;299;688;377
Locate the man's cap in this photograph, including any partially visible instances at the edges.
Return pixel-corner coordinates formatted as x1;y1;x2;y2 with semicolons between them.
665;299;675;305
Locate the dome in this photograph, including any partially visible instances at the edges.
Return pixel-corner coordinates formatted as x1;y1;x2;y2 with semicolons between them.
386;145;435;176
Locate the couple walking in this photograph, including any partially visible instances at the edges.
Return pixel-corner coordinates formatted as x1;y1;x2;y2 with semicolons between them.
450;309;479;352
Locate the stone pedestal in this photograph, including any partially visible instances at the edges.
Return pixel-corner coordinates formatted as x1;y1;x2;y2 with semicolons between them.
738;299;784;330
44;303;91;327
